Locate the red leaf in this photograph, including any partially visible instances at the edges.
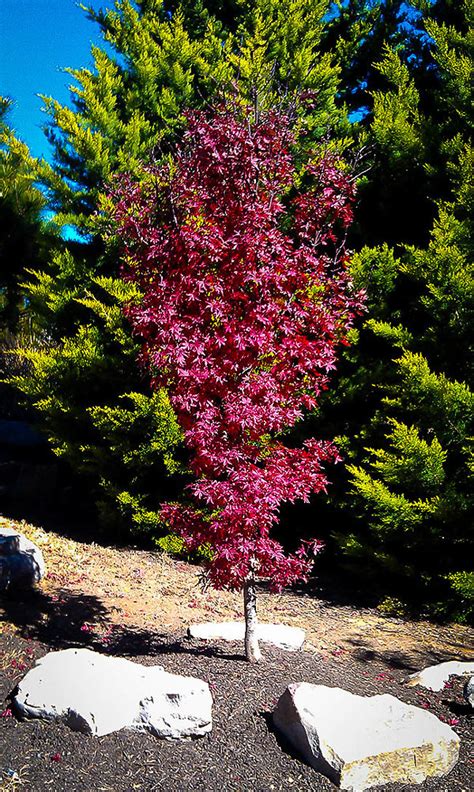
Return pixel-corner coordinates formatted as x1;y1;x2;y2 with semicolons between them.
109;101;364;593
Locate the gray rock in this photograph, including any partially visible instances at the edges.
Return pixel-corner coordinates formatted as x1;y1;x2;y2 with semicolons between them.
14;648;212;739
273;683;460;791
463;676;474;708
188;621;305;651
0;525;45;590
133;666;213;739
407;660;474;692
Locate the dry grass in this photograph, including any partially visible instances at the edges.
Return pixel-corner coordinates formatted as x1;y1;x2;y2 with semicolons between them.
1;515;473;668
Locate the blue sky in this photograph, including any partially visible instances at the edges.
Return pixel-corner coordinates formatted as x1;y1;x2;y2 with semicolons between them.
0;0;104;159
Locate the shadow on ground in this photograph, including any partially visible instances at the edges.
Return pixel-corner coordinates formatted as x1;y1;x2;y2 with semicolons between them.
0;587;110;648
2;581;471;673
346;633;473;671
0;587;247;662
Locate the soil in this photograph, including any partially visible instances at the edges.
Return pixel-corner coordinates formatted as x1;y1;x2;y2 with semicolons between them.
0;515;473;792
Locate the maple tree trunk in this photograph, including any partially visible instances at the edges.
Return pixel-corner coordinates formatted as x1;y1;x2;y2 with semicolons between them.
244;573;261;663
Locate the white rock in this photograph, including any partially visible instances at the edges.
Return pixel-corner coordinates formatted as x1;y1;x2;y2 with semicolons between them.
15;649;158;736
133;667;213;739
407;660;474;691
188;621;305;651
0;525;45;590
14;648;212;739
273;683;459;791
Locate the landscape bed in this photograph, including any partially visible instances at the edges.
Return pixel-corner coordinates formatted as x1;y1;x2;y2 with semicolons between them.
0;518;473;791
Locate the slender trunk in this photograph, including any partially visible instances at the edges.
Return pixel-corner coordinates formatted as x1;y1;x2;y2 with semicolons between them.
243;573;261;663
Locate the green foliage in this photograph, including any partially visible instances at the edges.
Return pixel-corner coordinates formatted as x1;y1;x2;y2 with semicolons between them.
376;595;409;618
389;352;473;444
155;532;188;557
351;1;473;248
9;272;186;534
89;390;183;474
228;0;346;137
341;203;473;617
445;571;474;623
155;532;213;562
424;3;474;134
0;97;58;331
363;419;446;493
322;1;422;116
371;46;423;162
350;244;399;302
322;0;474;620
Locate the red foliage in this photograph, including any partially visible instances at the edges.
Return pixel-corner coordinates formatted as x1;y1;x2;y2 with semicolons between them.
110;104;364;592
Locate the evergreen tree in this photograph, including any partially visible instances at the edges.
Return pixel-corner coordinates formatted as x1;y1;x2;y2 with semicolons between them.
346;205;473;619
322;1;424;117
0;97;55;332
319;0;473;619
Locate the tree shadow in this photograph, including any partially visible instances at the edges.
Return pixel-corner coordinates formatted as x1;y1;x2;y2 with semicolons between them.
345;636;466;671
0;586;247;662
102;629;247;662
348;642;419;671
0;586;110;648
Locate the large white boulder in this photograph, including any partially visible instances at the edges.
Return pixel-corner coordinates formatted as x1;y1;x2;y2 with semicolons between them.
14;648;212;739
273;683;459;791
188;621;305;651
407;660;474;691
0;525;45;590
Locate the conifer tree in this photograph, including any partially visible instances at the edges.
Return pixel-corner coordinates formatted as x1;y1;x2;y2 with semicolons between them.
346;201;473;618
322;1;424;118
0;97;56;333
320;0;473;619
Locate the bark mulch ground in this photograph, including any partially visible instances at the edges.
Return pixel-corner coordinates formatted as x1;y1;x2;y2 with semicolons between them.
0;516;473;791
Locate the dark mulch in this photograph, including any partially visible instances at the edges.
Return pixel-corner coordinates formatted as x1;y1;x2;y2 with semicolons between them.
0;630;472;792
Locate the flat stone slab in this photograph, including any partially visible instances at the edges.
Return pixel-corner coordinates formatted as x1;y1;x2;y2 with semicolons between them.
273;683;459;791
407;660;474;691
14;648;212;739
0;525;45;590
188;621;305;651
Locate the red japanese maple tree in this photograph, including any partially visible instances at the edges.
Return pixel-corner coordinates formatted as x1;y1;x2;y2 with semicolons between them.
110;104;364;661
